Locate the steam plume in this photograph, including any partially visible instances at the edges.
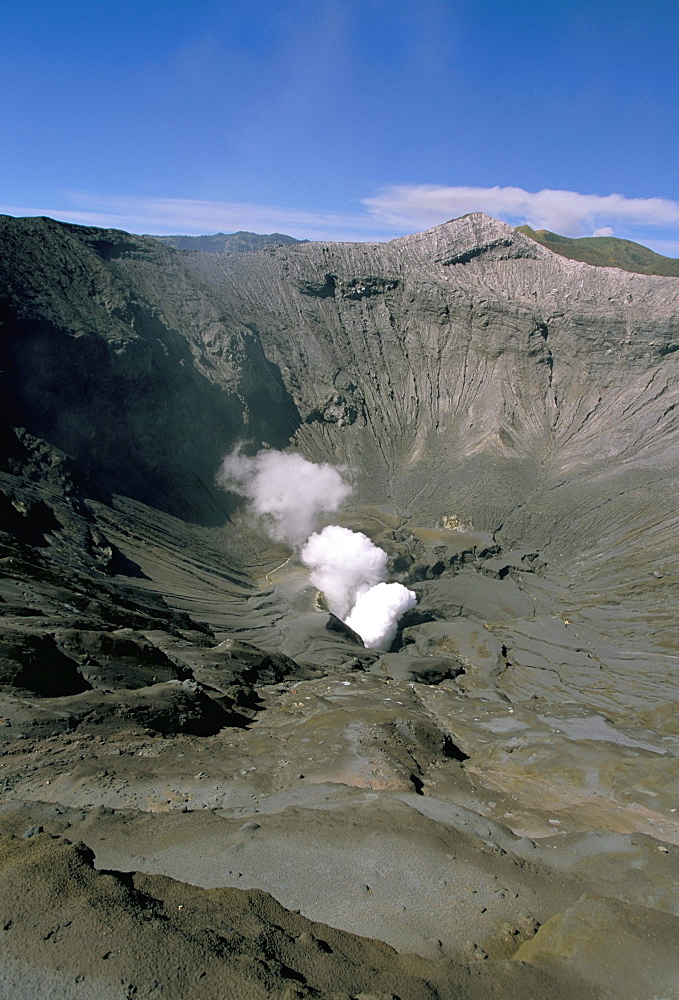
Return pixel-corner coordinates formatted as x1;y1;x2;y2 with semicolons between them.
345;582;417;650
218;447;350;547
218;447;416;651
300;525;388;620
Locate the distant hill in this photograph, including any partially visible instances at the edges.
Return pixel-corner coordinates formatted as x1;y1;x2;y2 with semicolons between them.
148;231;307;253
517;225;679;277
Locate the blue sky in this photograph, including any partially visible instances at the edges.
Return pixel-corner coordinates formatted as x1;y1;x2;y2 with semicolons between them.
2;0;679;251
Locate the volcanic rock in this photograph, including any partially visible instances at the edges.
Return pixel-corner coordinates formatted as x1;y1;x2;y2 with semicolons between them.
0;211;678;998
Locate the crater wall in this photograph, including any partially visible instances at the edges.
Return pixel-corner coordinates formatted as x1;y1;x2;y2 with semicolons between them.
1;212;678;999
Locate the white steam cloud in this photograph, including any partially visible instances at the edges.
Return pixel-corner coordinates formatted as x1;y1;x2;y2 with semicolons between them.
301;525;388;620
362;184;679;240
218;447;416;651
218;447;350;547
346;582;417;651
301;525;416;649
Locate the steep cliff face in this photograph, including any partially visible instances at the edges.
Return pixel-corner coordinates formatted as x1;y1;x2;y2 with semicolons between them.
1;212;679;998
3;211;677;531
191;212;679;526
0;216;300;524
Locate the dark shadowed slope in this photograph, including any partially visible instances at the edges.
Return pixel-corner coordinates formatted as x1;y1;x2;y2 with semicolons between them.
0;215;302;524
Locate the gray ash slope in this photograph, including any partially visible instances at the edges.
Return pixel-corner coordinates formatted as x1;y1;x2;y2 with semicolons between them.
0;211;679;999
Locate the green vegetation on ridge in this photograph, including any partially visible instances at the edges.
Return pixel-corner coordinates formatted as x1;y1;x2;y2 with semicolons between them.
517;225;679;277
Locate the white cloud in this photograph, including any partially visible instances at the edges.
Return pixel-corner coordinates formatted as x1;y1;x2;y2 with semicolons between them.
3;185;679;247
362;184;679;238
0;194;395;243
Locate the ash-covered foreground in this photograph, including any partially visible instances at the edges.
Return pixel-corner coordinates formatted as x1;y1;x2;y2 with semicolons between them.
0;212;678;999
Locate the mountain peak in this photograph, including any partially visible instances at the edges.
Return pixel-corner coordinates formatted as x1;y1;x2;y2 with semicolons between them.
389;212;547;265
